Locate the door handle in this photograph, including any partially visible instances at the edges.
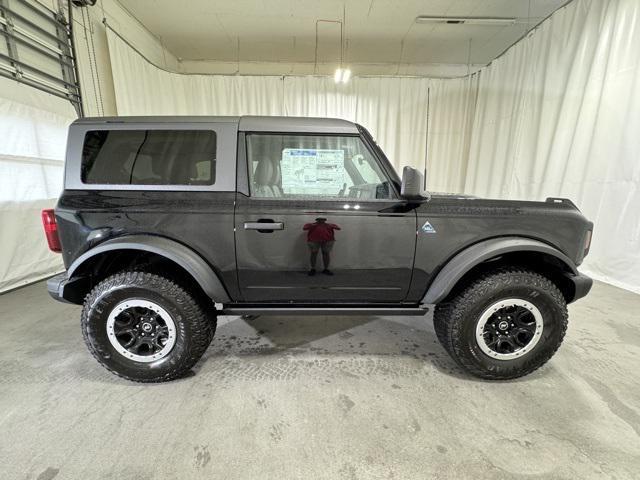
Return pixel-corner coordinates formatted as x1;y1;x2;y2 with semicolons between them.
244;222;284;231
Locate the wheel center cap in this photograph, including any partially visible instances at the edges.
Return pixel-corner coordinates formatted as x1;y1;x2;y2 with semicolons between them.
498;320;509;331
141;322;153;332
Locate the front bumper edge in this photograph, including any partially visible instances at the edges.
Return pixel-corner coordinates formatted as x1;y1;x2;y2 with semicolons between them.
567;272;593;303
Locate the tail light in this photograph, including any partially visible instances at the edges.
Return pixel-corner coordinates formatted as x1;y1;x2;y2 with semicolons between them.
41;209;62;253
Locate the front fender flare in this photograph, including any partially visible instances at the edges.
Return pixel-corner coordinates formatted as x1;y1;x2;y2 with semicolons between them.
421;237;578;305
67;235;230;302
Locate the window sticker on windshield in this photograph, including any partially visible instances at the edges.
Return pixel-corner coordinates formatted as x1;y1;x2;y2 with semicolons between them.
281;149;346;195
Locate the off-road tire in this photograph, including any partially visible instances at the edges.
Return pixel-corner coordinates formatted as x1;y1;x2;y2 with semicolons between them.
81;271;216;382
433;268;568;380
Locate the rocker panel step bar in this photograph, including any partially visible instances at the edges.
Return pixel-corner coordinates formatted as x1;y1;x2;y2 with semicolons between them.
220;307;429;316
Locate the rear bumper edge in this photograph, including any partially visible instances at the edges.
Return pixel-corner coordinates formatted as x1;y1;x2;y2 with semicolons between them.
47;273;72;303
47;273;87;304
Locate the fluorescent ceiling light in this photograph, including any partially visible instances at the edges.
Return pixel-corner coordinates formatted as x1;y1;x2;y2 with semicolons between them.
415;16;517;26
334;68;351;84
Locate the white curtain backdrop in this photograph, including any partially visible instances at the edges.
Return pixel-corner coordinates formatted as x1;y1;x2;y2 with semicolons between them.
107;29;443;176
104;0;639;293
0;77;77;292
426;76;478;194
459;0;640;294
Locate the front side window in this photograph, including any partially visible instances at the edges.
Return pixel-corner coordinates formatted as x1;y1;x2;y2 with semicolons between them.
81;129;217;185
246;134;395;200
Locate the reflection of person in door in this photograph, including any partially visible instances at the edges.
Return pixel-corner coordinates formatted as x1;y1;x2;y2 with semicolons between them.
303;217;341;276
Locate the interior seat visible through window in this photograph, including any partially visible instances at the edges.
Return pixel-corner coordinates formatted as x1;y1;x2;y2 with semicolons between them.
246;133;395;201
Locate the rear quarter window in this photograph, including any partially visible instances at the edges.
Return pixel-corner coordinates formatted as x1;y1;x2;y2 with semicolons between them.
81;130;217;185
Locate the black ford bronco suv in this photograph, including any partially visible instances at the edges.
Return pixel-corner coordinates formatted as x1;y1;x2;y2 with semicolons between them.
43;116;593;382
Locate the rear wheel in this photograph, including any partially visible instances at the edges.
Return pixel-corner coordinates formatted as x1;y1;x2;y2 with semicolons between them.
433;268;568;380
81;271;216;382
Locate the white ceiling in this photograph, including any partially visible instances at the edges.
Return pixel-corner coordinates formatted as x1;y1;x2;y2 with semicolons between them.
118;0;569;69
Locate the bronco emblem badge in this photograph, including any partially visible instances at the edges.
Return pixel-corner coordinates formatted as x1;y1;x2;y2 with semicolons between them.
421;221;436;234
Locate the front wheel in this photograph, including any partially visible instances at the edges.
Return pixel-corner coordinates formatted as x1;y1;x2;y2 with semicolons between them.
81;271;215;382
433;268;568;380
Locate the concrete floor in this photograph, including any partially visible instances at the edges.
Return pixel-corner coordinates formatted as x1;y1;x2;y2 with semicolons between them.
0;281;639;480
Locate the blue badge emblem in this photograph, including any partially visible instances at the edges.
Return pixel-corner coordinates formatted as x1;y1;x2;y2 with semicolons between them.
421;221;436;234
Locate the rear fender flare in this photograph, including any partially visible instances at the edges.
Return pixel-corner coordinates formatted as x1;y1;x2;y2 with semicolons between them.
68;235;230;302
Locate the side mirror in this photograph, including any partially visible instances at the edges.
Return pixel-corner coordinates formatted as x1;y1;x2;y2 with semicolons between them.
400;166;429;200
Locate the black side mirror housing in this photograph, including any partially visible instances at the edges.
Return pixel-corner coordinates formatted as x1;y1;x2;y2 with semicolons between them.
400;166;429;200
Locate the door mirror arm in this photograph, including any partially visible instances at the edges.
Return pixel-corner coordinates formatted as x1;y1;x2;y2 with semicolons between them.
378;198;427;214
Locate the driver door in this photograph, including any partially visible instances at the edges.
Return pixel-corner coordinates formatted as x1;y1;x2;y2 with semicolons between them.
234;132;417;303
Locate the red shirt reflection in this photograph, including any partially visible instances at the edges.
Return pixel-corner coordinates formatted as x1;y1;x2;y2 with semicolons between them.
303;218;341;242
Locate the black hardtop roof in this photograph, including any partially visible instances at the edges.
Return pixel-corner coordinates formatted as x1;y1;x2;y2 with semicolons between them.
71;115;359;134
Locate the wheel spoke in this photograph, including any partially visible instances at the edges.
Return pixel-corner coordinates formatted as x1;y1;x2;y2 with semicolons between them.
138;338;155;355
115;311;135;327
114;326;135;336
156;325;169;335
497;336;517;353
514;308;534;327
511;328;534;347
121;335;137;349
485;335;499;348
127;335;145;354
